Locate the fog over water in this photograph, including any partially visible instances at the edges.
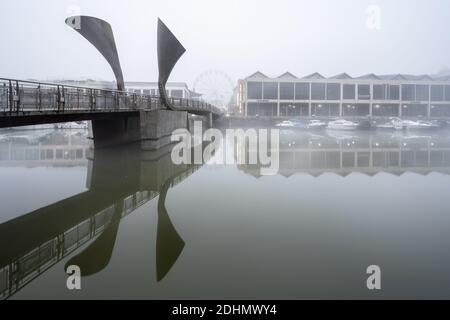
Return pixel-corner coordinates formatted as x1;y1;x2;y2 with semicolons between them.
1;0;450;85
2;128;450;299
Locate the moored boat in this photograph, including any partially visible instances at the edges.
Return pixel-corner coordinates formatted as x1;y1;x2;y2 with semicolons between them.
306;120;327;130
327;119;359;131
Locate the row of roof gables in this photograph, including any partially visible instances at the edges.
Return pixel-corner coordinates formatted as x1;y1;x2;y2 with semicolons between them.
246;71;450;81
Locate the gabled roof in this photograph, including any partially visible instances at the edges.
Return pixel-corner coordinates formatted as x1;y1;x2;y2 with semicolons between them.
302;72;325;80
356;73;381;80
329;73;353;79
377;74;397;80
246;71;269;79
378;74;422;81
336;172;352;177
391;74;408;80
278;72;298;79
433;75;450;81
416;74;433;81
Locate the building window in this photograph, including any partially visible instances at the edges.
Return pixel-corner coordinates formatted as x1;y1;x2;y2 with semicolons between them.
247;82;262;99
415;85;429;101
357;85;370;100
389;85;400;100
280;103;309;117
311;83;326;100
295;83;310;100
326;83;340;100
247;102;277;117
431;85;444;101
280;83;295;100
143;89;150;95
263;82;278;99
372;104;399;117
342;152;355;168
402;104;428;117
311;103;339;117
343;104;370;116
401;84;415;101
373;84;386;100
171;90;183;98
431;104;450;117
343;84;355;99
445;85;450;101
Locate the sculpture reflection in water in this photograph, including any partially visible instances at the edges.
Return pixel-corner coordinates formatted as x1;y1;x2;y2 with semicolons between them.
0;136;214;299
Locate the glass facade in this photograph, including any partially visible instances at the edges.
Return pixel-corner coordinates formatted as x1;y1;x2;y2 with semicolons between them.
402;104;428;117
244;77;450;118
402;84;415;101
342;104;370;117
247;82;262;99
431;104;450;117
343;84;355;100
372;104;400;117
326;83;341;100
373;84;399;101
445;86;450;101
280;103;309;117
389;85;400;100
263;82;278;100
280;83;295;100
431;85;444;101
416;85;429;101
358;85;370;100
311;103;339;117
295;83;310;100
247;102;277;116
311;83;326;100
373;85;385;100
171;90;183;98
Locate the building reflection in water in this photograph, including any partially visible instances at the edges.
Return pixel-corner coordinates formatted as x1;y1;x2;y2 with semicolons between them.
2;128;450;299
0;129;209;299
236;129;450;177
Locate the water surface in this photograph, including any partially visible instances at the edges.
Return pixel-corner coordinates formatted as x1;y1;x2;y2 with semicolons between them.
2;127;450;299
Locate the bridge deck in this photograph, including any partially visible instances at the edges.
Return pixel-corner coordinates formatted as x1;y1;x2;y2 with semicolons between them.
0;78;222;128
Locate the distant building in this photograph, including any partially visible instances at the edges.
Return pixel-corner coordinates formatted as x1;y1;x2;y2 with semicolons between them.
124;82;202;100
237;71;450;118
49;79;202;100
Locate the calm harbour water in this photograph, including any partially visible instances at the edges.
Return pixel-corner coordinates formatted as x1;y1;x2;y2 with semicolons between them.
2;126;450;299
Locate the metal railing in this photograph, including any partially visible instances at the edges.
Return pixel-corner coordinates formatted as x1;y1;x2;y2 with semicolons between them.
0;78;222;116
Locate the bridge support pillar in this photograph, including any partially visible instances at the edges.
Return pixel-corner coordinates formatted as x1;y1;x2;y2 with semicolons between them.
91;115;141;148
140;109;188;150
208;112;213;128
88;110;188;150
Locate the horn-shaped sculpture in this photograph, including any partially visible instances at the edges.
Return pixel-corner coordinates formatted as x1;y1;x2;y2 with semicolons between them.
156;180;185;281
157;18;186;110
65;16;125;91
64;209;121;276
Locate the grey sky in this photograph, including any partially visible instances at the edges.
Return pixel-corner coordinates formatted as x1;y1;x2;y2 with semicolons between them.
1;0;450;88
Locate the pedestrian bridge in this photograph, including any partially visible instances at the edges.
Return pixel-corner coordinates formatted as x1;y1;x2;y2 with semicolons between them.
0;16;224;148
0;78;222;128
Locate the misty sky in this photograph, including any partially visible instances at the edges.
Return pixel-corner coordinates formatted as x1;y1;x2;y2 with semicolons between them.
1;0;450;88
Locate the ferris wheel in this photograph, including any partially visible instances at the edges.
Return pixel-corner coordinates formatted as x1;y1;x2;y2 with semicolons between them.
193;70;235;109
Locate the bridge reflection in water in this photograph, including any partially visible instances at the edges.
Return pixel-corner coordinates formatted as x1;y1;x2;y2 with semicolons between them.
0;131;209;299
2;128;450;299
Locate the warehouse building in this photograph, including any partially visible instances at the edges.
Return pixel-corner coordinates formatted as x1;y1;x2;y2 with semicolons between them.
236;71;450;118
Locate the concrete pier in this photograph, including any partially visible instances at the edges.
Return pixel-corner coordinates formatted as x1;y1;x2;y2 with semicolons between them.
140;109;188;150
89;109;188;150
